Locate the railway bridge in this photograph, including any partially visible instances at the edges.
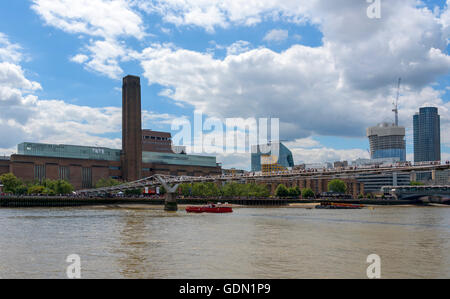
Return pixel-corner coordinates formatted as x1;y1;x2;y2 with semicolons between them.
381;185;450;203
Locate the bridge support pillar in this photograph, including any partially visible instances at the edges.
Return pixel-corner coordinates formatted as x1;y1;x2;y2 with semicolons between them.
164;192;178;211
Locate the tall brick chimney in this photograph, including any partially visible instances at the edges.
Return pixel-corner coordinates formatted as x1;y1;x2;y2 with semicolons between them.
122;75;142;182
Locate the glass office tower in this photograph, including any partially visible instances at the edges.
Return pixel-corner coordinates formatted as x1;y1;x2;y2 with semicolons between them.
413;107;441;162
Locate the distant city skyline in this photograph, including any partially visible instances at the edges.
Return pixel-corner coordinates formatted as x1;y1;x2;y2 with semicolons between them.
0;0;449;170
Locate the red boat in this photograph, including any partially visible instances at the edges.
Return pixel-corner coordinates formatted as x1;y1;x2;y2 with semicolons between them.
186;203;233;213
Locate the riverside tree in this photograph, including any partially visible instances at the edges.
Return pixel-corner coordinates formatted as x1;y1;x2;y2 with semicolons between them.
0;173;24;194
301;188;315;199
275;184;289;197
327;179;347;193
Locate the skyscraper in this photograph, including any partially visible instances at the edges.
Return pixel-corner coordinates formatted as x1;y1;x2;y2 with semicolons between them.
413;107;441;163
367;122;406;162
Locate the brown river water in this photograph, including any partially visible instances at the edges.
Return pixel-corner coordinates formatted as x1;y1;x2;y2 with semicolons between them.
0;205;449;278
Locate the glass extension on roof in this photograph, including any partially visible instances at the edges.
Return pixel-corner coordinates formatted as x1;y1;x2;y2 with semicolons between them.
17;142;121;161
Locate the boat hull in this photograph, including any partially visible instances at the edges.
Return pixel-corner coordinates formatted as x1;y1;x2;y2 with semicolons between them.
316;203;364;209
186;206;233;213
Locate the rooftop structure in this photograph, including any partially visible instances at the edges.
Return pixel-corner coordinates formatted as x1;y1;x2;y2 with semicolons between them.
142;152;218;168
17;142;121;161
142;129;173;153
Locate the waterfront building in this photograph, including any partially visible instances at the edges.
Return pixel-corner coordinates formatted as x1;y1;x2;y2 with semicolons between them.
251;142;294;173
0;75;221;189
435;169;450;185
367;122;406;162
413;107;441;163
411;169;450;185
356;172;410;193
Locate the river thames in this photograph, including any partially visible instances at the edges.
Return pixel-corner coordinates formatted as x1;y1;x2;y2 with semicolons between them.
0;205;449;279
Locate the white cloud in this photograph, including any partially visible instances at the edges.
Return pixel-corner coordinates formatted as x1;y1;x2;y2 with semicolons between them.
70;54;89;64
135;0;450;147
133;0;313;31
0;62;41;91
226;40;252;56
0;33;23;63
84;39;128;79
263;29;288;43
31;0;145;39
290;147;369;165
31;0;146;79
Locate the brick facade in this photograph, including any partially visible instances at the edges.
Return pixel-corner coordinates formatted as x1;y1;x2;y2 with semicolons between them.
2;154;221;190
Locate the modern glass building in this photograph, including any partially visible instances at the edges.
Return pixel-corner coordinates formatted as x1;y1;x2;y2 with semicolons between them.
413;107;441;162
251;142;294;172
367;122;406;162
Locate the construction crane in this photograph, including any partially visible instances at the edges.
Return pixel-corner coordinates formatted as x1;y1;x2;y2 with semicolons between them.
393;78;401;126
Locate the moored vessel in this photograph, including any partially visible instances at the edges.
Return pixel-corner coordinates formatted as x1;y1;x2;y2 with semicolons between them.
316;202;364;209
186;203;233;213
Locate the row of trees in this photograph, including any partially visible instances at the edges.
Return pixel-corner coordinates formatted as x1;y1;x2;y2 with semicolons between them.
178;182;270;198
274;185;315;198
0;173;74;195
177;182;321;198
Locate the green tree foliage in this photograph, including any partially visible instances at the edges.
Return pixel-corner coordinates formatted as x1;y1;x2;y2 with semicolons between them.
245;183;270;197
25;179;74;195
40;179;74;195
327;179;347;193
178;182;270;198
0;173;24;194
287;187;301;197
190;182;220;197
28;185;45;195
301;188;315;198
178;183;192;196
275;184;289;197
95;178;121;188
15;185;28;195
221;182;243;197
0;173;74;195
410;181;425;186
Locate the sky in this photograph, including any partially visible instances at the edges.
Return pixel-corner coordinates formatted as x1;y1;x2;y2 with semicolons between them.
0;0;449;170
